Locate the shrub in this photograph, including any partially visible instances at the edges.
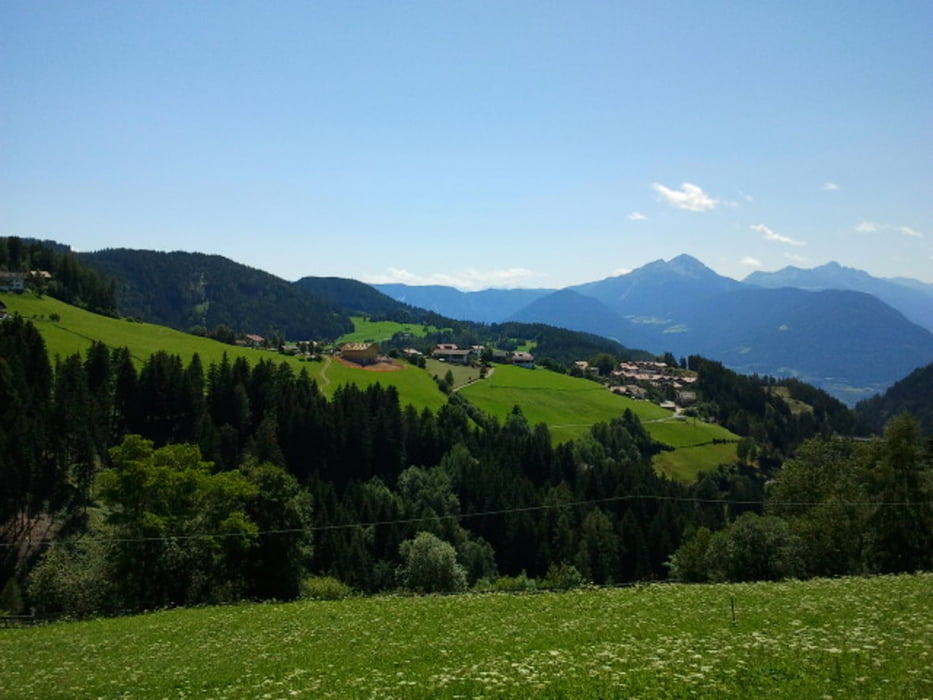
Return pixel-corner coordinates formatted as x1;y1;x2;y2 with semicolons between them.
542;562;586;590
488;571;537;593
26;537;117;617
300;576;352;601
399;532;467;594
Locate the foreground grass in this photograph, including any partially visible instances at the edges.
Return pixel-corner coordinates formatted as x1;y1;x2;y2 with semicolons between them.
1;574;929;699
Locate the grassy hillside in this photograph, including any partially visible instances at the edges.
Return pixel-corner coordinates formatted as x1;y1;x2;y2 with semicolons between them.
336;316;448;344
3;293;448;412
653;442;741;481
1;574;929;699
461;364;738;451
2;292;261;367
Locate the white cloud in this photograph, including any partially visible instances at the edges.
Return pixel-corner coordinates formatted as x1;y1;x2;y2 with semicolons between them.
740;257;763;268
651;182;722;212
821;182;840;191
627;211;647;221
751;223;806;246
611;267;632;277
362;266;539;291
856;221;924;238
739;190;755;203
783;252;811;264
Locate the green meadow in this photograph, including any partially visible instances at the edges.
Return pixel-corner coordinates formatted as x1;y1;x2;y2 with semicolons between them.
424;358;484;388
336;317;448;344
1;574;929;699
1;293;267;368
461;364;739;454
653;442;741;482
318;357;447;411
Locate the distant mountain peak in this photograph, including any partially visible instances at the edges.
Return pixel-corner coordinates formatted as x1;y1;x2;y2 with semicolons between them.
667;253;717;277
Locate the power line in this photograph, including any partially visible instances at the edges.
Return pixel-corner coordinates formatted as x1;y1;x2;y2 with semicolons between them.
3;492;929;549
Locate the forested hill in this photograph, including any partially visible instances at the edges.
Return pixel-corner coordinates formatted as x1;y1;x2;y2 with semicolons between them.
294;276;417;318
856;362;933;435
80;249;353;340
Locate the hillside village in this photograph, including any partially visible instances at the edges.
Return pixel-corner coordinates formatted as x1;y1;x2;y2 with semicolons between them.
331;339;700;411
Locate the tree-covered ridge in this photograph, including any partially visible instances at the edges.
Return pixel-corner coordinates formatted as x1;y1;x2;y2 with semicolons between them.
293;276;418;318
0;236;117;316
80;248;353;340
688;356;867;469
856;362;933;435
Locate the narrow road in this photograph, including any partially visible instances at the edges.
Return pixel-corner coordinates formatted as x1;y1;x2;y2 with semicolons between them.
320;355;332;388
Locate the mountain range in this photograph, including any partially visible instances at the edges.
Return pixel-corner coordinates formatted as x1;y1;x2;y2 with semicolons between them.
745;261;933;332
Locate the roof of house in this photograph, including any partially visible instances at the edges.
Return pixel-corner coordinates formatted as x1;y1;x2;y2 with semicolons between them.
341;342;377;352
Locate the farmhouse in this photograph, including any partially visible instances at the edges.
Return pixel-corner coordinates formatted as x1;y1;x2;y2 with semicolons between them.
676;390;697;405
432;346;472;364
243;334;265;348
512;351;535;368
613;384;647;399
341;342;380;365
0;272;26;292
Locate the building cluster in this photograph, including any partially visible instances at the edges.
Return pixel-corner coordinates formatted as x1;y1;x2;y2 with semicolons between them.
609;360;698;406
427;343;535;368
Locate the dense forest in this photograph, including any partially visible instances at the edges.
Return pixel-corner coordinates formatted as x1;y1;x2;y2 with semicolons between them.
79;248;354;340
2;313;930;618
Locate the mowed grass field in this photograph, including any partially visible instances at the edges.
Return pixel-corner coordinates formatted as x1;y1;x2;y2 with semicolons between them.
336;317;449;344
461;364;669;445
3;293;448;412
654;442;741;482
1;574;929;699
462;364;738;451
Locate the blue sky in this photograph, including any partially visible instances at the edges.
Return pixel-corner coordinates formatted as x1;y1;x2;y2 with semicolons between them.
3;1;932;289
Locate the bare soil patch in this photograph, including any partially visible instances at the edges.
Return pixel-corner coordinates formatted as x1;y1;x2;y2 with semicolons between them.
335;356;404;372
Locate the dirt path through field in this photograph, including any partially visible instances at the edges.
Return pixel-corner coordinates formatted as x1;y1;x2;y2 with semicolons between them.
320;355;332;388
452;366;494;392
